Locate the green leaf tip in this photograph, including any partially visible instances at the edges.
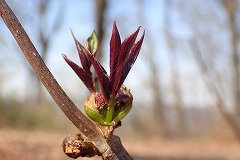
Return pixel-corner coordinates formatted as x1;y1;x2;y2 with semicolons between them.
87;30;98;55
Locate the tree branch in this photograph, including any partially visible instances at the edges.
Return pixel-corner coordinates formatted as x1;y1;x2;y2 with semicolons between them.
0;0;132;159
190;39;240;143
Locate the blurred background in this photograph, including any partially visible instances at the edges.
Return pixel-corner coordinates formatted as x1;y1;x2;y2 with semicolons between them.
0;0;240;160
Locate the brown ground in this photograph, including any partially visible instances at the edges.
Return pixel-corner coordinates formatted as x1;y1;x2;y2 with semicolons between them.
0;129;239;160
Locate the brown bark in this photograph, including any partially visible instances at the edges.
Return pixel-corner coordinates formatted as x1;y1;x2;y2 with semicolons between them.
0;0;132;159
36;0;64;105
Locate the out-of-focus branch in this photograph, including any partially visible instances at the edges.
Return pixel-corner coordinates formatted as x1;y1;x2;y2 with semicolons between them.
0;0;132;159
95;0;106;61
190;39;240;143
163;0;186;136
222;0;240;119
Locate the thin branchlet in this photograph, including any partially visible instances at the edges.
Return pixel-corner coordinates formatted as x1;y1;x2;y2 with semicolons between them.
0;0;134;159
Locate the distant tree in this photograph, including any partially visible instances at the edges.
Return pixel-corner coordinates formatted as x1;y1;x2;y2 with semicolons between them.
179;0;240;142
0;0;64;104
163;0;186;137
95;0;106;62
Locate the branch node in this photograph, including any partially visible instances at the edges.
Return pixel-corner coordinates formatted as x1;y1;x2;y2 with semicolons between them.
62;133;101;159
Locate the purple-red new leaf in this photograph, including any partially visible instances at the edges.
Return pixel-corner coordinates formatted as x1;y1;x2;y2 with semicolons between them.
62;54;94;92
118;30;145;90
117;27;140;68
71;31;91;72
85;49;110;101
79;44;92;72
110;21;121;92
64;22;144;102
112;27;141;96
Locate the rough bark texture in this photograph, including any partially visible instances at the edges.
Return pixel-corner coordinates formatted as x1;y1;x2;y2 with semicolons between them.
0;0;132;159
63;133;101;158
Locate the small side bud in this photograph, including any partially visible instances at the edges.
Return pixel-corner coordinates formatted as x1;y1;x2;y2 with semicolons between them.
62;134;100;158
112;86;133;122
84;92;108;125
84;86;133;126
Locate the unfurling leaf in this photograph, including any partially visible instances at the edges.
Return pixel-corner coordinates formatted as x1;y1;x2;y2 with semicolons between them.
62;54;94;92
87;30;98;55
63;22;145;127
85;49;110;102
